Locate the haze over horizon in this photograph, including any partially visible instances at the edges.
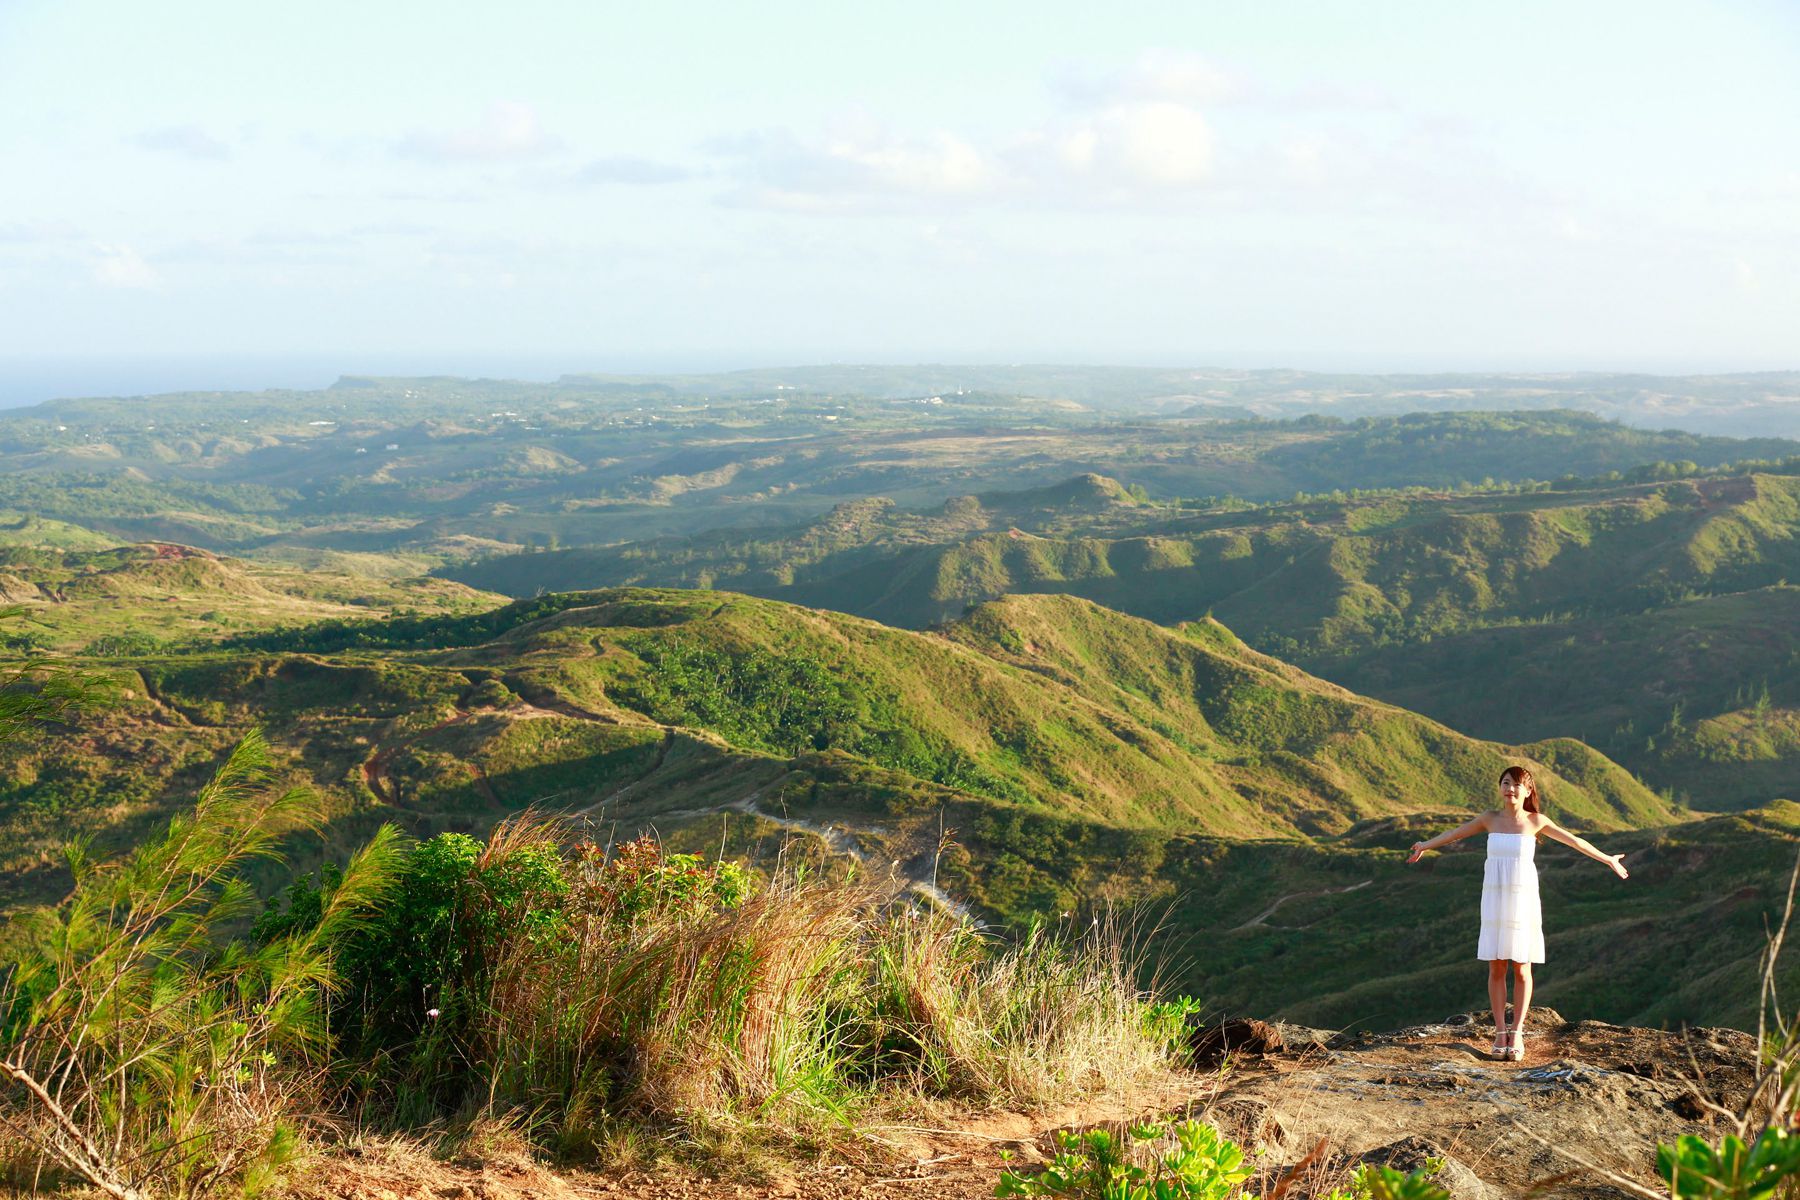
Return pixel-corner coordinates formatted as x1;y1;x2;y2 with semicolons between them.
3;0;1797;383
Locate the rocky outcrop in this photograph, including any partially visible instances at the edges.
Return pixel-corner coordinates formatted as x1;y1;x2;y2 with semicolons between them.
1206;1008;1756;1199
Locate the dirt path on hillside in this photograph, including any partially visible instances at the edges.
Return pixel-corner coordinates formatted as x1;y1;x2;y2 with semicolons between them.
1232;879;1373;930
362;709;475;805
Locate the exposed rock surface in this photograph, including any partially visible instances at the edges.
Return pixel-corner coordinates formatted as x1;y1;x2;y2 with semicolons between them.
281;1011;1754;1200
1207;1008;1756;1199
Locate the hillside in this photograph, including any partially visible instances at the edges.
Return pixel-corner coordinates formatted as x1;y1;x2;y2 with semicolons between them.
4;585;1672;879
448;471;1800;807
4;388;1795;573
10;585;1732;1032
0;542;502;653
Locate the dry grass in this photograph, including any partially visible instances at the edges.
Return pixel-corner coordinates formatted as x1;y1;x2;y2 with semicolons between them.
413;821;1179;1160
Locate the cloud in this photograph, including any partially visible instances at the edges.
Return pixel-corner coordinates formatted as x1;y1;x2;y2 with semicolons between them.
129;124;232;161
1052;49;1240;107
717;119;997;210
572;155;694;185
91;243;159;289
1038;101;1214;188
395;101;559;164
0;220;81;244
716;95;1214;212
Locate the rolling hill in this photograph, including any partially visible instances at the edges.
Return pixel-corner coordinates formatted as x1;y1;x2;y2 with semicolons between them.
5;585;1716;1029
447;471;1800;808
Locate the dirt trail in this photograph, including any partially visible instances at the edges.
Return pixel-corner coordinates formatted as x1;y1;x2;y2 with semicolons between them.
362;709;474;805
1232;879;1373;931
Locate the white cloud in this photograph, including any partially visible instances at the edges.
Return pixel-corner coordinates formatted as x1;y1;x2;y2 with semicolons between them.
718;121;999;211
129;125;231;161
395;101;558;164
1056;101;1215;187
572;156;694;185
1053;49;1239;107
91;243;159;289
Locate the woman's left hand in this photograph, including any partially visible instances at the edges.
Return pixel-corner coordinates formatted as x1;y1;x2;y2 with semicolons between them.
1609;854;1629;880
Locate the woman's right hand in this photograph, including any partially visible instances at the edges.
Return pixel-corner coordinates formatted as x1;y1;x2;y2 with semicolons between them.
1407;842;1426;863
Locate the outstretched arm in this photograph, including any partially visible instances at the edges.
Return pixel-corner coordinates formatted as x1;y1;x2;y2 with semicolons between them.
1407;813;1490;863
1541;820;1630;879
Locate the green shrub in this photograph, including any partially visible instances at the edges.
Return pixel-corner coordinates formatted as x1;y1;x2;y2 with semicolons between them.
1657;1130;1800;1199
993;1122;1451;1200
997;1121;1251;1200
301;821;1172;1150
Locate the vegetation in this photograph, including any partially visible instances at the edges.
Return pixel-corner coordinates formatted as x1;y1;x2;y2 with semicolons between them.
440;468;1800;807
995;1122;1450;1200
2;375;1797;1193
2;791;1175;1196
0;732;402;1199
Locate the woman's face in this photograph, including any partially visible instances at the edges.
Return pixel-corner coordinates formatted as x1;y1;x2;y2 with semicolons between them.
1500;775;1531;806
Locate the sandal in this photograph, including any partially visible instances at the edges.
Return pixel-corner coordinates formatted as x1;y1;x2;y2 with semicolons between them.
1508;1030;1526;1062
1490;1025;1509;1057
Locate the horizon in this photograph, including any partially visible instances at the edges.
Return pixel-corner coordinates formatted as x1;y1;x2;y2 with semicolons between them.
4;351;1799;413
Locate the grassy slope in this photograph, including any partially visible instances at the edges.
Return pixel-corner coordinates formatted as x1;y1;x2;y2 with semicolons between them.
1;586;1669;887
12;582;1789;1029
1333;586;1800;809
447;473;1800;807
449;474;1800;651
0;543;502;653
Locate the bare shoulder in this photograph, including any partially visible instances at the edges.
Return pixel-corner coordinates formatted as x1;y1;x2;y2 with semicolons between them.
1472;809;1499;830
1527;813;1560;835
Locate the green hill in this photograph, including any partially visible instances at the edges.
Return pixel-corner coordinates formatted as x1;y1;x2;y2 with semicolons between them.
446;472;1800;807
17;583;1795;1029
0;543;502;653
2;587;1671;896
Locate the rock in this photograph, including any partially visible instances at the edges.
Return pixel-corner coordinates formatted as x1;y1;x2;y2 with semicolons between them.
1357;1135;1508;1200
1271;1021;1336;1053
1206;1013;1758;1198
1191;1018;1285;1067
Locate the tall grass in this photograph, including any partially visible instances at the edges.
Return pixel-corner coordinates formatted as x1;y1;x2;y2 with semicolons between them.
357;822;1176;1153
0;731;401;1200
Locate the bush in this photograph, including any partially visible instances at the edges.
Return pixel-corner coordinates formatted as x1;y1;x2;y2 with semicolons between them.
303;822;1173;1150
0;731;401;1200
994;1121;1450;1200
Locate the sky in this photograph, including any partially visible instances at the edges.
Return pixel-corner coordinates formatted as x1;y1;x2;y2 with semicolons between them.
1;0;1797;393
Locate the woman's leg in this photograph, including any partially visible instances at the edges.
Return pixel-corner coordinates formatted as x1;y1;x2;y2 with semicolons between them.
1511;963;1534;1054
1487;959;1509;1051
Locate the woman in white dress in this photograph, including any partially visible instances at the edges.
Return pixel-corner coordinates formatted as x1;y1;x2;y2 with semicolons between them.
1406;766;1630;1061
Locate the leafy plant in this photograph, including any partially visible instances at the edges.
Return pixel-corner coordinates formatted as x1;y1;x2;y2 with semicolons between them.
1657;1131;1800;1200
1141;996;1206;1055
993;1121;1451;1200
996;1120;1252;1200
1344;1164;1451;1200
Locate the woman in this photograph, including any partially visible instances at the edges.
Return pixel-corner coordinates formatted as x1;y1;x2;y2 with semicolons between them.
1406;766;1630;1061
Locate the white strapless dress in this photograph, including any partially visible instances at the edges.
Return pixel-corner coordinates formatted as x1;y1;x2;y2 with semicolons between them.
1478;832;1544;963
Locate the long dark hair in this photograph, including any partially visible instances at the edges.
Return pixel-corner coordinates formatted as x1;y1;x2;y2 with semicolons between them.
1500;765;1541;814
